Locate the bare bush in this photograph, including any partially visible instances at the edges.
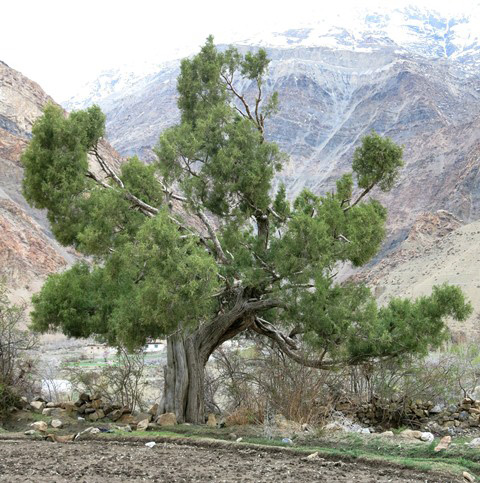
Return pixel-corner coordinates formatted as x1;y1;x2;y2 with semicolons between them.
0;285;38;417
211;337;341;425
63;346;147;411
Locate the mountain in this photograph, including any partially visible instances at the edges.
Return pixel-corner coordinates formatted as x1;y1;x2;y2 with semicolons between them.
63;7;480;252
0;60;121;307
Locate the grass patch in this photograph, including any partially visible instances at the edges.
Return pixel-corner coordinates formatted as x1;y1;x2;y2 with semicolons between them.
97;424;480;479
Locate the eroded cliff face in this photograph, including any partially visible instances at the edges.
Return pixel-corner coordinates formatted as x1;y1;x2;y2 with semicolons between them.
0;61;72;303
0;61;121;305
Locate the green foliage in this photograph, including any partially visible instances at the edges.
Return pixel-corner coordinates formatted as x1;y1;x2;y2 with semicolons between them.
23;37;472;367
352;131;404;192
31;210;219;349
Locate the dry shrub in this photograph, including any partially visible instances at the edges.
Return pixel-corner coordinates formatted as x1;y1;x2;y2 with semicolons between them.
211;337;339;425
62;346;147;411
0;286;38;418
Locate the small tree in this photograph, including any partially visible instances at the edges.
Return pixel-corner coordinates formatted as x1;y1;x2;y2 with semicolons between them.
0;285;37;417
22;37;472;423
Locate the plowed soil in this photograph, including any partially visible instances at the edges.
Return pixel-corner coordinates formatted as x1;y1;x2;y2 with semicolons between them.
0;438;457;482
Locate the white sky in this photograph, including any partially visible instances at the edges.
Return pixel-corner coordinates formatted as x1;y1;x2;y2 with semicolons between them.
2;0;479;101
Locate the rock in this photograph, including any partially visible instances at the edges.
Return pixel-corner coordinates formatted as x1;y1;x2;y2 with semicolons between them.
463;471;475;482
24;430;36;435
91;399;103;409
459;411;470;421
236;437;243;443
145;441;156;448
470;408;480;415
51;419;63;429
88;409;105;422
429;403;444;414
31;421;48;432
123;425;132;432
229;433;237;441
136;418;150;431
380;431;394;437
207;413;217;427
78;392;91;402
434;435;452;452
90;427;101;434
307;452;320;460
118;413;135;425
148;422;159;431
282;437;294;445
420;432;434;443
45;402;56;408
148;403;159;416
46;434;76;443
468;438;480;448
30;401;45;412
400;429;422;440
156;412;177;426
134;413;152;424
108;409;123;421
42;407;54;416
77;417;85;422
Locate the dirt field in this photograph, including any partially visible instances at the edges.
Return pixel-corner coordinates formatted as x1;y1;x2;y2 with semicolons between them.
0;438;457;482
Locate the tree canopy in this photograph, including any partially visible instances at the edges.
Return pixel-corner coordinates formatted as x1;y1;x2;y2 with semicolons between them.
22;37;472;421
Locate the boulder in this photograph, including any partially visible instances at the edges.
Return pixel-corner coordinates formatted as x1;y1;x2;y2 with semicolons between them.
79;393;91;402
400;430;422;440
108;409;123;421
118;413;135;425
207;413;217;427
148;403;159;416
380;431;394;437
420;432;434;443
134;413;152;424
91;399;103;409
156;412;177;426
30;401;45;412
468;437;480;448
24;430;36;435
51;419;63;429
46;434;76;443
31;421;48;432
434;435;452;452
88;409;105;421
136;418;150;431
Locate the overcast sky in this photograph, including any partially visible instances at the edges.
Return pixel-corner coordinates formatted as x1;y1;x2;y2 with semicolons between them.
2;0;479;101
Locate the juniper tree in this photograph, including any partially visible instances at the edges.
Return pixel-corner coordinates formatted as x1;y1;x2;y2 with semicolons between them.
22;37;472;423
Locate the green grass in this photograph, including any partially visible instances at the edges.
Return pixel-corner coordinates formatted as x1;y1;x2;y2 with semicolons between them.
96;424;480;479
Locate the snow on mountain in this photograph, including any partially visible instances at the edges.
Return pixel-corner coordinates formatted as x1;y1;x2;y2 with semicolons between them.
239;6;480;68
63;5;480;112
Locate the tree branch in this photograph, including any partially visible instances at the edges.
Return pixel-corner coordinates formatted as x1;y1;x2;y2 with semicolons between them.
196;210;228;264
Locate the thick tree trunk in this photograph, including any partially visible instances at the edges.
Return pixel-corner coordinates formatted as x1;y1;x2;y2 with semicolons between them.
158;292;282;423
160;333;206;424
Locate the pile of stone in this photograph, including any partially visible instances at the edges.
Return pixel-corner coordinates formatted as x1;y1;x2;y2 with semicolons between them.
26;394;179;431
336;397;480;431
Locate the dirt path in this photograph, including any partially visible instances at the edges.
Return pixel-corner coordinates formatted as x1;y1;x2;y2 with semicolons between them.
0;438;458;482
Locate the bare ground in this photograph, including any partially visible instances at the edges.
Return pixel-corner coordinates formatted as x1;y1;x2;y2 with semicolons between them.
0;438;458;482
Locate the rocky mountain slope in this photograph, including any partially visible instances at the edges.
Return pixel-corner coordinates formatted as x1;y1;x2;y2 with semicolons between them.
0;61;121;307
353;210;480;338
63;7;480;253
0;60;73;304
